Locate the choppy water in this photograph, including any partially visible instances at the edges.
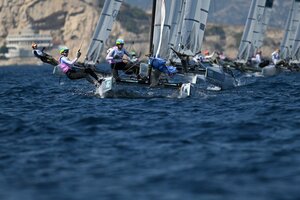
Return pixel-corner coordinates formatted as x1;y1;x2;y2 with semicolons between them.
0;65;300;200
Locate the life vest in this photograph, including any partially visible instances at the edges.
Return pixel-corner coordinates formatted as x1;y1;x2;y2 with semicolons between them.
106;46;127;64
59;56;71;73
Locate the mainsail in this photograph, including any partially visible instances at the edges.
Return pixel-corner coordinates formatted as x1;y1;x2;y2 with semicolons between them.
180;0;211;55
280;0;300;60
85;0;123;65
167;0;187;61
155;0;166;58
252;0;273;53
237;0;273;61
168;0;185;52
153;0;179;58
292;22;300;61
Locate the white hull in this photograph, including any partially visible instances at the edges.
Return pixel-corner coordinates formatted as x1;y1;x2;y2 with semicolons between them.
95;77;114;97
204;67;236;89
261;65;281;76
95;77;191;98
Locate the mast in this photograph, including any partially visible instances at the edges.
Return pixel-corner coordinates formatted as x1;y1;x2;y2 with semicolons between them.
149;0;157;56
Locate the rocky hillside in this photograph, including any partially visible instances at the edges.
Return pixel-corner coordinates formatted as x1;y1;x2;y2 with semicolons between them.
0;0;286;64
0;0;150;61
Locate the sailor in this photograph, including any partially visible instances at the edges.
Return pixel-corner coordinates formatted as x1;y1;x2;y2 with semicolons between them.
203;50;216;60
59;47;102;86
271;49;280;65
106;39;132;80
254;50;269;68
193;51;204;63
255;50;262;64
130;51;138;62
218;52;226;60
32;43;58;66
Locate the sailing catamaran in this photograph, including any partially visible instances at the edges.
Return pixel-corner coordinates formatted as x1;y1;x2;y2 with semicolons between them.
280;0;300;68
235;0;280;76
81;0;123;95
164;0;237;89
89;0;191;97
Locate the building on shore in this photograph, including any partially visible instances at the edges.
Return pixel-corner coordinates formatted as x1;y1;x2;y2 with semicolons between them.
5;25;53;58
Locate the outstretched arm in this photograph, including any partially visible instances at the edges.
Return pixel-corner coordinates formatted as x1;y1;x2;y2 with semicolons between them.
60;56;78;65
124;49;131;58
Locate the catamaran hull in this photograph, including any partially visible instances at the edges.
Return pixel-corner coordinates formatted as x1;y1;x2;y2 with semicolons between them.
95;78;191;98
204;67;236;89
261;65;281;76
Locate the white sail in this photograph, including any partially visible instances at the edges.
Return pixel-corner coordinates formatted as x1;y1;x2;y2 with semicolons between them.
237;0;274;61
172;0;186;52
85;0;123;65
197;0;210;53
252;0;274;53
168;0;185;50
180;0;211;55
155;0;166;57
153;0;179;58
280;0;300;60
292;24;300;61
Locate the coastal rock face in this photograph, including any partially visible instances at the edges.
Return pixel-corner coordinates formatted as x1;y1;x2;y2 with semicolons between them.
0;0;149;59
0;0;104;58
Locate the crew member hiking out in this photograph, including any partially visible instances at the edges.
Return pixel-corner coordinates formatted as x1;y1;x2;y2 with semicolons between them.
32;43;58;66
106;39;138;81
59;47;103;86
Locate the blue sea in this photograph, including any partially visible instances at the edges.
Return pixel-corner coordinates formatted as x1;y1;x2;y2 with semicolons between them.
0;65;300;200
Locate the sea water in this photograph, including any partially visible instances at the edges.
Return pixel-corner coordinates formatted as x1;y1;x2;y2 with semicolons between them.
0;65;299;200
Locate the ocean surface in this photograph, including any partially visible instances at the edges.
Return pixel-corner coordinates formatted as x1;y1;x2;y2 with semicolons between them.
0;65;300;200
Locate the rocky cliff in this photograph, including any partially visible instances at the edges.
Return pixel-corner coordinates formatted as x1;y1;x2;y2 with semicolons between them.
0;0;150;61
0;0;99;45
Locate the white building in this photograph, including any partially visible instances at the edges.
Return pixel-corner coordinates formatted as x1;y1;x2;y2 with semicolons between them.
5;25;53;58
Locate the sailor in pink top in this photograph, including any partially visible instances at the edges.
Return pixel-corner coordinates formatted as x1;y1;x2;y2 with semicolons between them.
59;47;102;85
